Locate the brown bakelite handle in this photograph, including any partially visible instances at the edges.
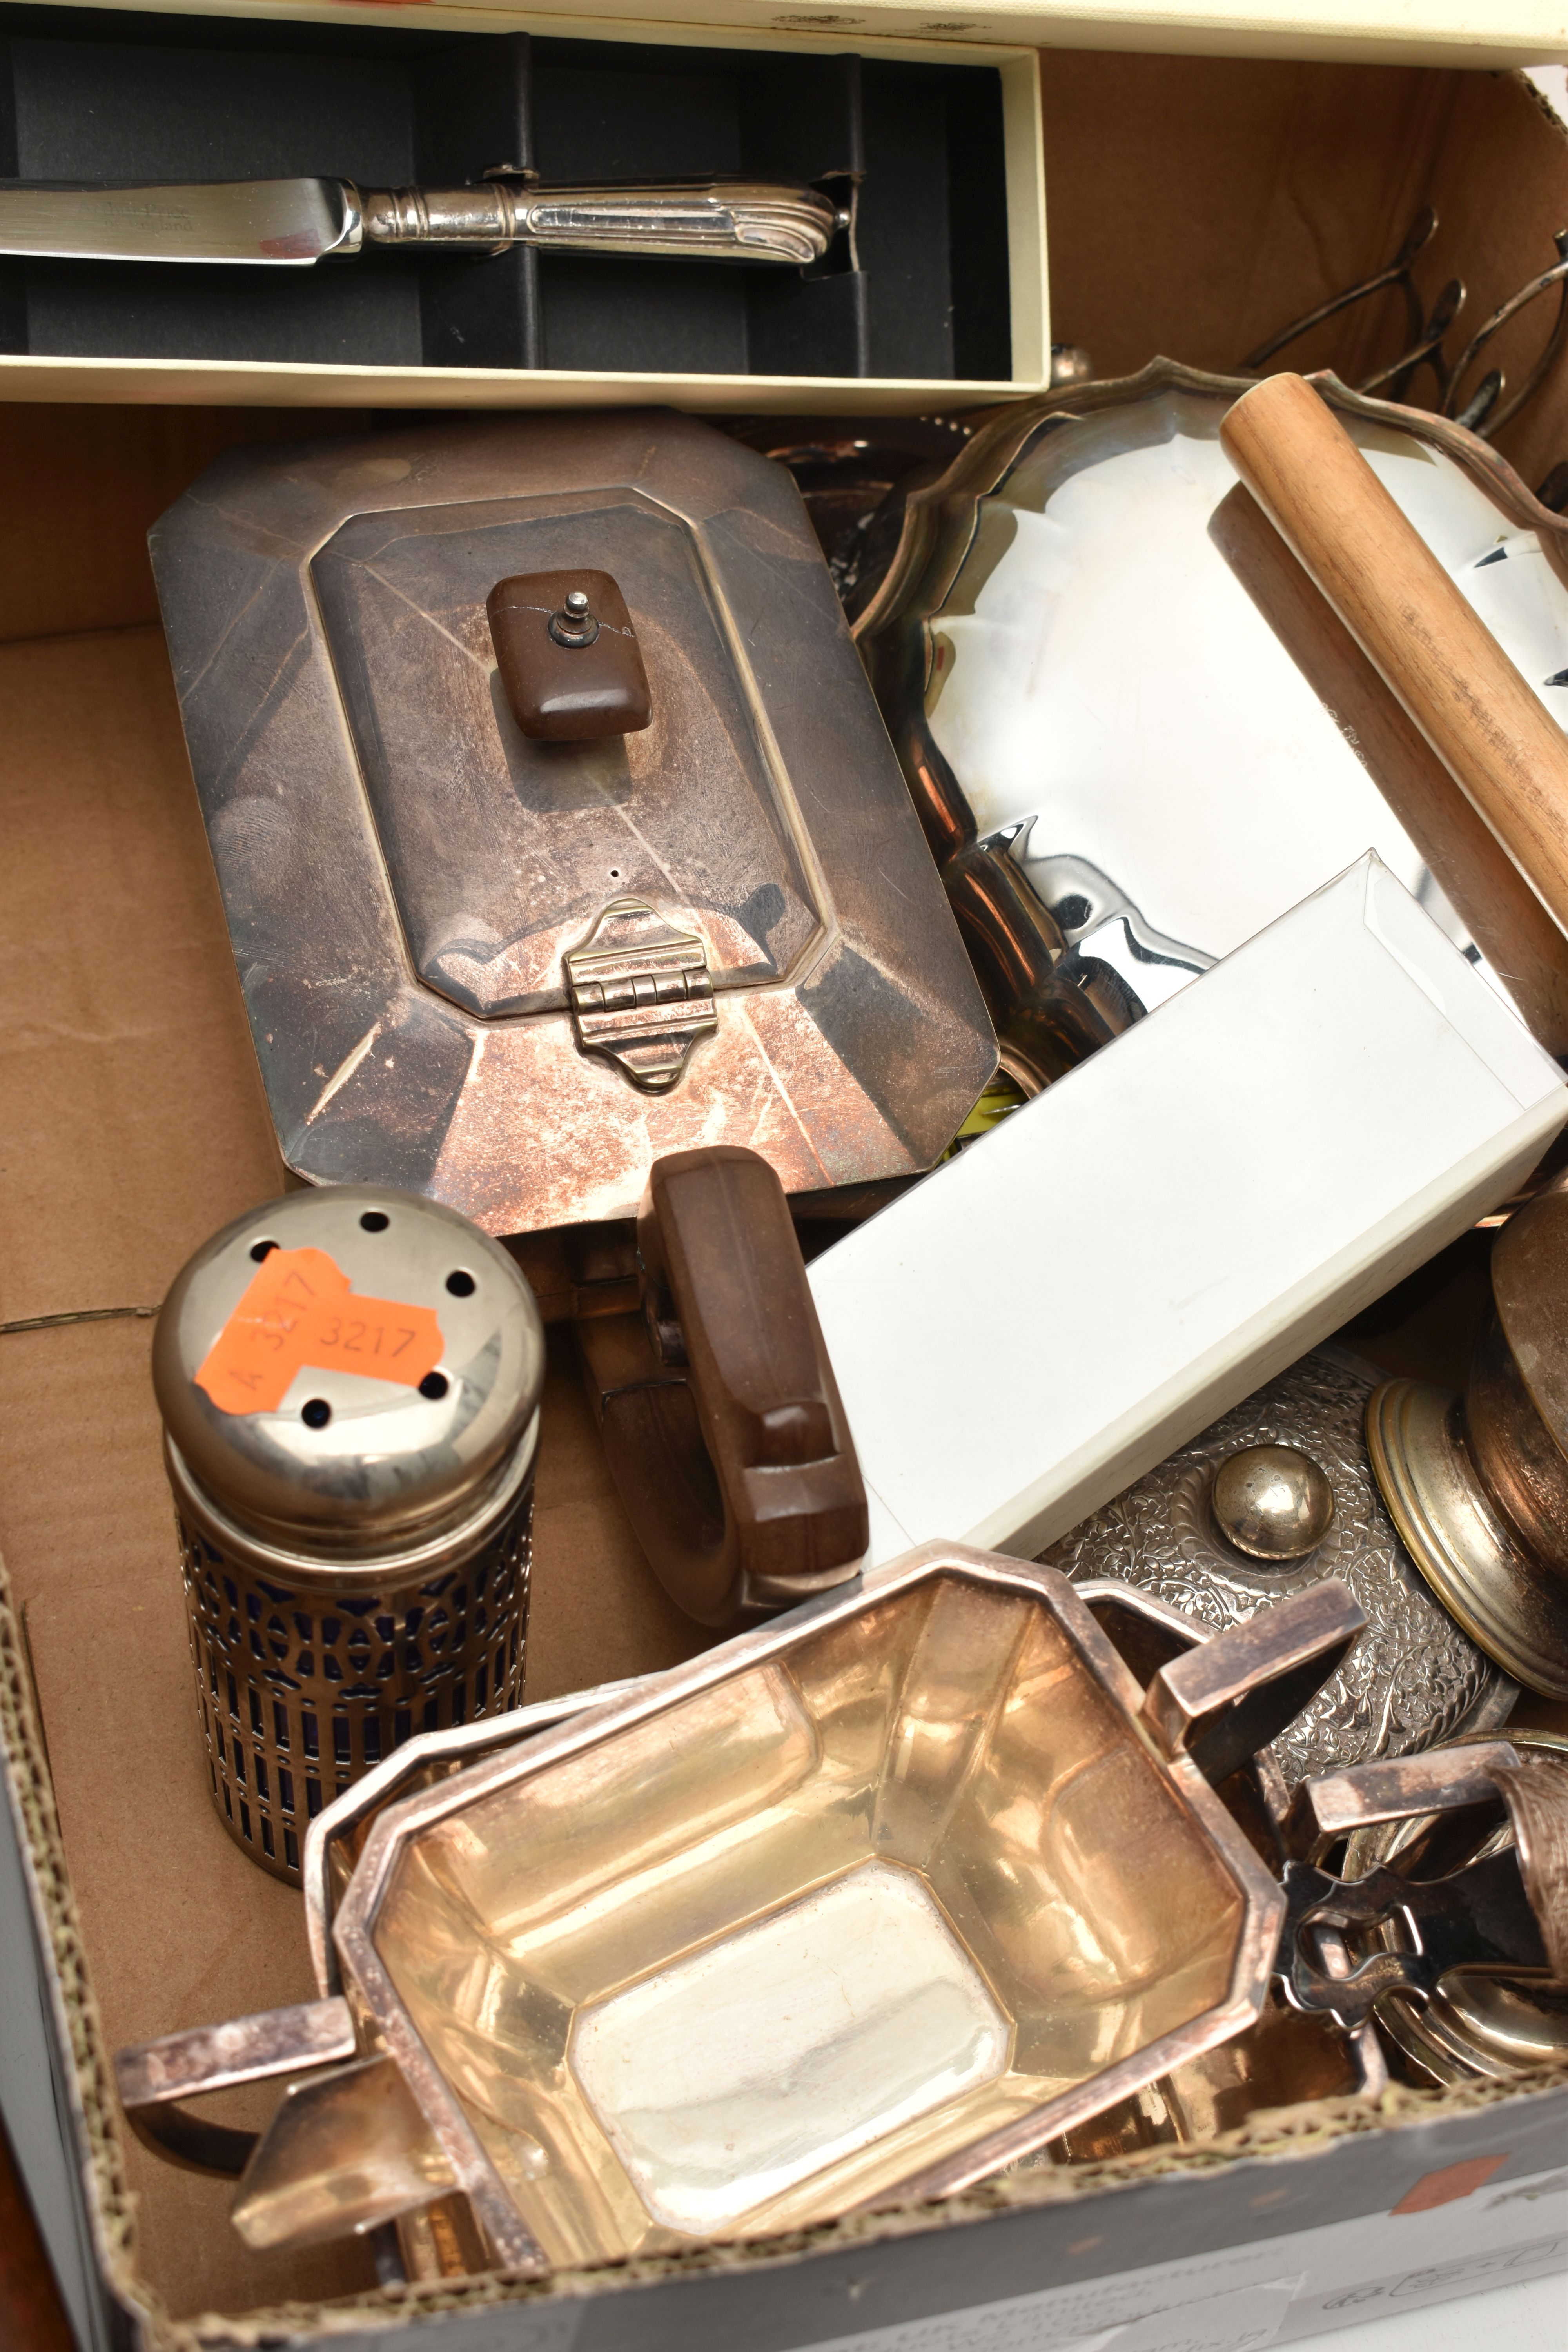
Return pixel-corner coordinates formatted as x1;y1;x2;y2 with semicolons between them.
487;568;652;742
582;1146;867;1626
1220;372;1568;946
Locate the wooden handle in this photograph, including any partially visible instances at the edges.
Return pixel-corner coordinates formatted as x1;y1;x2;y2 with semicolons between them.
1210;478;1568;1053
1220;372;1568;944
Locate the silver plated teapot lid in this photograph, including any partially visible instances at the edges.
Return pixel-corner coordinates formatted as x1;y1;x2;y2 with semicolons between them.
153;1187;544;1564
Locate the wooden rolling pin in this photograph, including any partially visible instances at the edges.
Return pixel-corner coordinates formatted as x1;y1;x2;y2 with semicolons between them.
1220;371;1568;957
1210;477;1568;1053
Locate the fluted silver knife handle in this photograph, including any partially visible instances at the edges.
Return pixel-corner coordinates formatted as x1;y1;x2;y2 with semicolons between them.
359;179;844;265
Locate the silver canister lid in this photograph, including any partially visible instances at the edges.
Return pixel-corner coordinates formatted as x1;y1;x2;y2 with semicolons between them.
154;1187;546;1567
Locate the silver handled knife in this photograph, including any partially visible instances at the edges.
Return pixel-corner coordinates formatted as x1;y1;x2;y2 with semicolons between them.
0;176;846;267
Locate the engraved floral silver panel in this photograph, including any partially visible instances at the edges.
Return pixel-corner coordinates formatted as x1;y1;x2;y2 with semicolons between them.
1041;1350;1514;1784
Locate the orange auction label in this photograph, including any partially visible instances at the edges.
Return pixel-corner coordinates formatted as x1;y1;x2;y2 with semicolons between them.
194;1246;445;1415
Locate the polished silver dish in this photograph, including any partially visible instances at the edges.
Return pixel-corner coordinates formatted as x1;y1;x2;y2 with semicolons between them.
856;361;1568;1085
114;1551;1365;2275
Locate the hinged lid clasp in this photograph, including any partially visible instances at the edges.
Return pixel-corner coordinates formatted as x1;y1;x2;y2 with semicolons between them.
566;898;717;1091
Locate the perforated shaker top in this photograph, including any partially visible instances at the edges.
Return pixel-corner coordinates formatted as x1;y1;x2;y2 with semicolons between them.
153;1186;545;1557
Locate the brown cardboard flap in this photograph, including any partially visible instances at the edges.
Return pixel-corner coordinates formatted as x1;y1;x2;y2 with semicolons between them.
0;629;285;1325
1041;55;1452;386
2;1314;707;2320
1425;73;1568;490
0;409;368;649
0;618;709;2318
2;1312;371;2318
1039;58;1568;492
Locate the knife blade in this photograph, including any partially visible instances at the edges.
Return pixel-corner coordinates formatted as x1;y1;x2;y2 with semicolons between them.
0;176;844;267
0;178;359;265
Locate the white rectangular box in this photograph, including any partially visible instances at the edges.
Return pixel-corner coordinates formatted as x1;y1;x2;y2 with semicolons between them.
810;857;1568;1565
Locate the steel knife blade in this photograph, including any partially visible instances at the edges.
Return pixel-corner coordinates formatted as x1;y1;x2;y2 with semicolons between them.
0;178;359;265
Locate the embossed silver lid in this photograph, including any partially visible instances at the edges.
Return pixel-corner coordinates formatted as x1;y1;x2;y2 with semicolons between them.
154;1187;545;1563
1044;1349;1515;1784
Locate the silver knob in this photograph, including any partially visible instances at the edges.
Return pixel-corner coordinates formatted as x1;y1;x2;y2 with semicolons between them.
550;588;600;649
1211;1444;1336;1561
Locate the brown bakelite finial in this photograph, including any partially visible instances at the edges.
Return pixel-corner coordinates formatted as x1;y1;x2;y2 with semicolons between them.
487;568;652;742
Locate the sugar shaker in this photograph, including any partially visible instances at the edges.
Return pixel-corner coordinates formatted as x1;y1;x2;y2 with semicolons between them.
153;1186;545;1883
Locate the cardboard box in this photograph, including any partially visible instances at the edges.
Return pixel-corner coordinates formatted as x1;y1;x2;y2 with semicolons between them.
0;4;1048;410
2;37;1568;2352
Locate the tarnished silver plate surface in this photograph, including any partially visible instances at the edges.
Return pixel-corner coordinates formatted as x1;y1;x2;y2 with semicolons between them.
151;412;995;1233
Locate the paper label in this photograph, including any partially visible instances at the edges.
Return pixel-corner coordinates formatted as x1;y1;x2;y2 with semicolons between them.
194;1245;444;1413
